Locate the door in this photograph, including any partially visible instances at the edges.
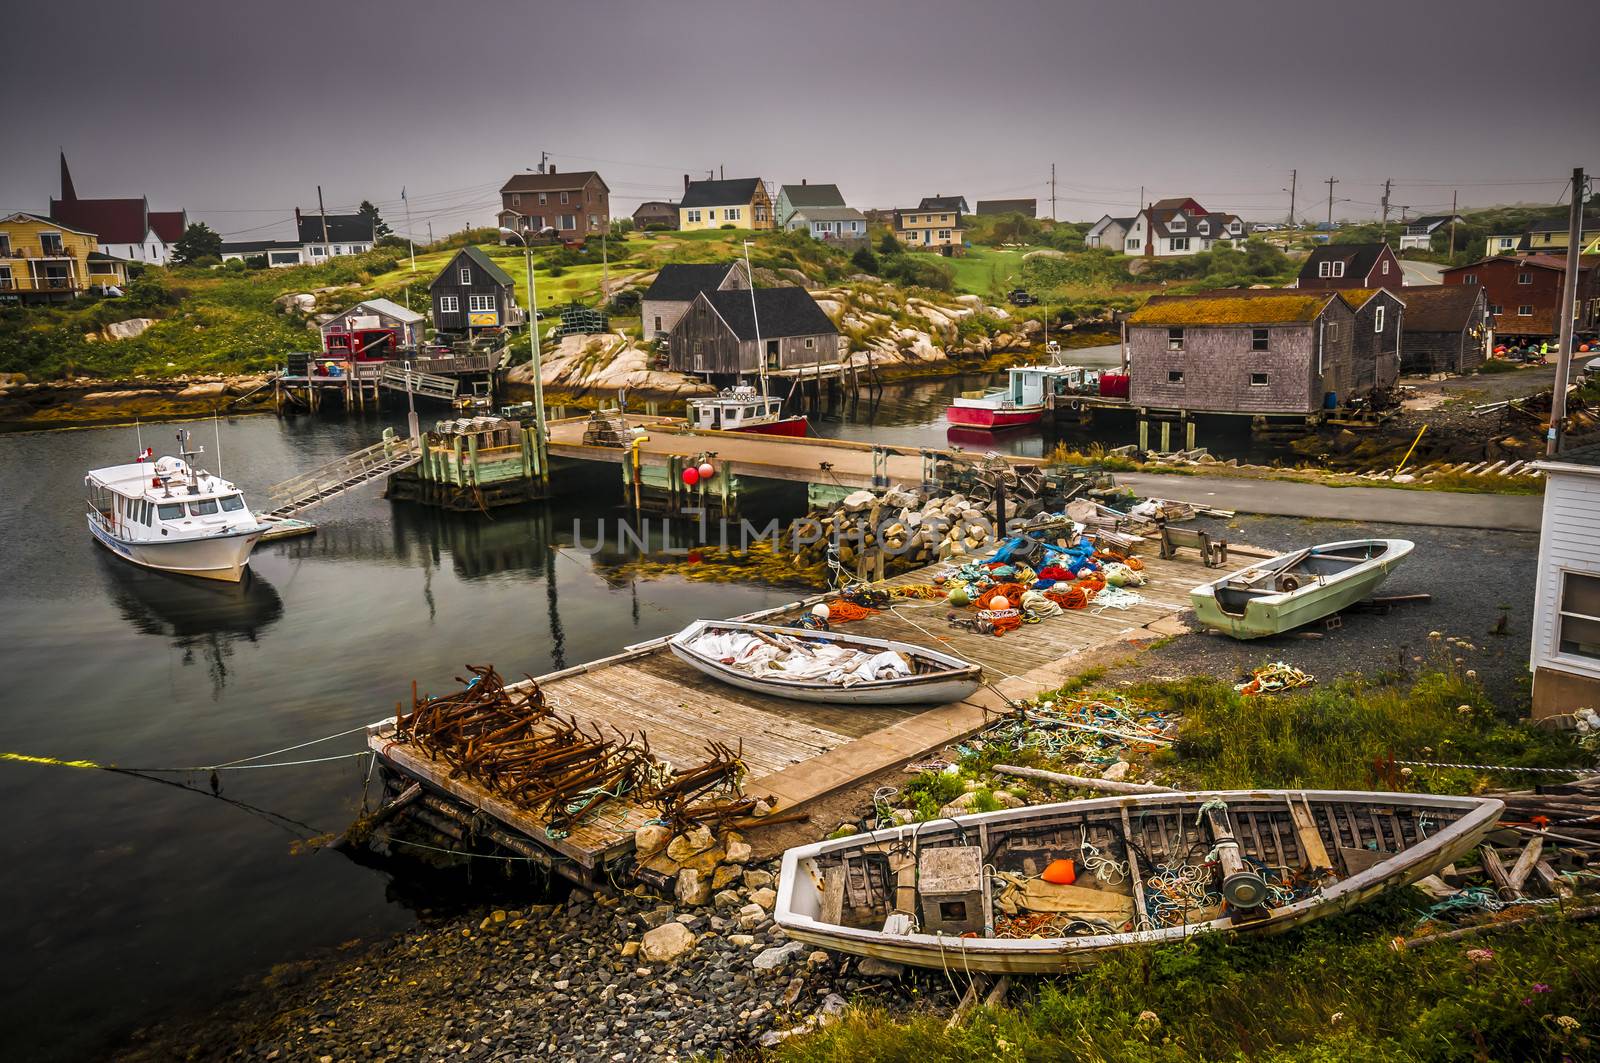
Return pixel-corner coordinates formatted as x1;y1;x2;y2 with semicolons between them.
765;339;780;372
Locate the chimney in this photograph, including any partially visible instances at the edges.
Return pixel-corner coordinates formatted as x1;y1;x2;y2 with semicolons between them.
684;174;690;194
295;207;302;226
801;178;807;186
549;164;556;174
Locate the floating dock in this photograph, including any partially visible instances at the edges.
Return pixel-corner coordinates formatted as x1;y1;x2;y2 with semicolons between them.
366;544;1220;886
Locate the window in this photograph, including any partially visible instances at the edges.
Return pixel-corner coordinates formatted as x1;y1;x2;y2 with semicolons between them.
158;502;184;521
468;294;496;313
560;191;569;204
1168;370;1185;383
1518;272;1532;285
1518;305;1534;316
1198;221;1210;235
538;193;548;205
39;232;64;255
439;295;459;313
1374;306;1385;332
708;210;717;221
0;265;10;289
559;214;576;230
1167;328;1184;351
939;229;951;240
1170;218;1186;232
588;215;598;228
1490;304;1503;315
0;234;9;255
1170;237;1190;251
1126;239;1141;250
804;337;815;349
725;207;741;221
1251;328;1269;351
1463;273;1477;285
219;494;245;512
1557;572;1600;661
459;267;471;284
687;209;702;223
1382;260;1391;275
189;499;219;516
1250;372;1269;386
511;194;521;206
1328;322;1338;339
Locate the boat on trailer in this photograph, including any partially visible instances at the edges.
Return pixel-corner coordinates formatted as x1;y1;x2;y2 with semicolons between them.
1189;538;1414;639
775;789;1502;973
687;386;807;437
668;619;983;706
84;430;267;583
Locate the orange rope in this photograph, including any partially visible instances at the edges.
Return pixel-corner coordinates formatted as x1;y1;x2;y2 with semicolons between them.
974;582;1027;610
825;600;878;623
1076;573;1107;594
1044;586;1095;610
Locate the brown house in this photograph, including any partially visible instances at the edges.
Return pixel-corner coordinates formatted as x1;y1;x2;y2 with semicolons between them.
667;288;838;377
1338;288;1405;396
497;169;609;243
1297;243;1403;290
1443;254;1600;341
1397;285;1492;374
632;201;678;230
1126;291;1360;415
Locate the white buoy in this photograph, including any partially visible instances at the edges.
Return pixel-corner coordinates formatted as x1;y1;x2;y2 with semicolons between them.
811;603;831;620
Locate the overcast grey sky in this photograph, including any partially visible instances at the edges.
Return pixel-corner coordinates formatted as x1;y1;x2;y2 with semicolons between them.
6;0;1595;241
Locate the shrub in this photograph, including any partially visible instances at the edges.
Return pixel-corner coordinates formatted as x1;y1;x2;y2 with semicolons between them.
850;247;880;274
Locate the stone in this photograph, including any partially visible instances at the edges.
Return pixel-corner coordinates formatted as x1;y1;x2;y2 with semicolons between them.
640;905;677;929
675;868;712;907
807;951;830;968
724;839;753;864
741;869;773;890
620;941;641;958
781;976;806;1008
101;317;156;341
1101;760;1130;782
856;956;905;978
752;940;806;971
711;864;742;890
634;823;672;858
81;389;160;404
666;825;715;863
712;889;743;910
728;933;755;948
748;887;777;911
736;903;766;930
640;921;695;964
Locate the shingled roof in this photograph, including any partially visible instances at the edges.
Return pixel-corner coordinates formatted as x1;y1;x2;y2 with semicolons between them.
455;245;516;288
48;196;150;244
500;170;607;194
681;178;764;209
296;212;375;244
701;288;837;340
1298;243;1391;283
1397;284;1486;332
779;183;845;209
643;263;741;302
1129;291;1335;326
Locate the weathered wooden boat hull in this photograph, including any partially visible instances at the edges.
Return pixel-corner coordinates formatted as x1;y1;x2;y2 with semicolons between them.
1190;538;1413;639
775;789;1501;973
668;620;983;706
88;517;263;583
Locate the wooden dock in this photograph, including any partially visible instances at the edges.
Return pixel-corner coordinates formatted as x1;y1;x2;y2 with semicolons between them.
367;544;1218;885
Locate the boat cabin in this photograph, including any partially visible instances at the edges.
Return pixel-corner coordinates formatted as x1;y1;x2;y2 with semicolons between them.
688;388;784;431
1005;364;1100;406
85;456;252;542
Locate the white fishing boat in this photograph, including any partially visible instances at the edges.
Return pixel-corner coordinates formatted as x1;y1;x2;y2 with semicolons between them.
1189;538;1415;639
775;789;1503;974
687;386;807;436
668;619;983;706
85;430;267;583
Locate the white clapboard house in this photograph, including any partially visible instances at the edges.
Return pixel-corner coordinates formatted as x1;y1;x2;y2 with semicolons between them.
1530;444;1600;721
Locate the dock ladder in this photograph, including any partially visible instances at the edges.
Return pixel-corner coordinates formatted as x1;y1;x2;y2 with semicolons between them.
378;363;459;401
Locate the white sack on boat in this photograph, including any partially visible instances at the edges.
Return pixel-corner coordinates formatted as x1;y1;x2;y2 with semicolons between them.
687;631;913;687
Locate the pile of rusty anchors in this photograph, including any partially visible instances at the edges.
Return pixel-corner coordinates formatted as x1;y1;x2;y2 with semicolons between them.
398;664;651;833
645;741;756;832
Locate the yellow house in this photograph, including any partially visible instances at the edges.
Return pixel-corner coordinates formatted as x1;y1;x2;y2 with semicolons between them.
678;178;773;232
1524;217;1600;256
894;207;965;252
0;212;127;304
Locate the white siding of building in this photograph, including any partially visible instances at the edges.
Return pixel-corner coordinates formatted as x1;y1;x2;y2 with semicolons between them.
1531;466;1600;685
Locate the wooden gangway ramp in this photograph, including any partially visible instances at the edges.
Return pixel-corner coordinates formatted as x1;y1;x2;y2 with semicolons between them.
545;414;1007;490
262;436;422;521
367;545;1219;884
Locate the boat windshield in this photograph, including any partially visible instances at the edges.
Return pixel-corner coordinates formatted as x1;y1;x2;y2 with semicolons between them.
157;502;184;521
189;499;219;516
219;494;245;512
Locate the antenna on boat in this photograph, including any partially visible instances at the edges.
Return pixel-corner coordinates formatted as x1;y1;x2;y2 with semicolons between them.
213;411;223;479
135;417;143;457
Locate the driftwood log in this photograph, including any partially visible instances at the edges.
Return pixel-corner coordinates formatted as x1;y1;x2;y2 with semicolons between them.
992;763;1178;795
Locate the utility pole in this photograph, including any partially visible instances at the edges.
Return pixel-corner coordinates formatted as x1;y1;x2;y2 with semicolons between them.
1380;178;1392;242
1287;169;1297;227
1548;166;1587;456
1448;190;1458;258
402;186;415;272
538;151;550;174
317;184;330;248
1050;163;1057;221
1324;176;1338;233
427;221;434;246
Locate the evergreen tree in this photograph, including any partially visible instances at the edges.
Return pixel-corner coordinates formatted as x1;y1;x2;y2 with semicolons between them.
358;200;393;239
172;222;222;264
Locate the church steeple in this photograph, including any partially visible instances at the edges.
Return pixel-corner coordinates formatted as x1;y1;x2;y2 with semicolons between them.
59;151;77;202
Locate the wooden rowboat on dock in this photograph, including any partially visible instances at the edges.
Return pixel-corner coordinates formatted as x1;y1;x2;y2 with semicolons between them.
668;619;983;706
776;789;1501;974
1189;538;1414;639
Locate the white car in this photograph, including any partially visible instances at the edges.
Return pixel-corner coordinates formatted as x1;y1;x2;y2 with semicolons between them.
1584;355;1600;380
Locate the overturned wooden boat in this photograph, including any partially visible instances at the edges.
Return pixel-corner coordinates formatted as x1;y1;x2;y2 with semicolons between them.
668;619;983;706
1190;538;1414;639
776;789;1501;973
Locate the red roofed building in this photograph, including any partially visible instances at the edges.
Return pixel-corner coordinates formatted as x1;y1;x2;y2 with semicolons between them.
1443;254;1600;341
48;153;188;265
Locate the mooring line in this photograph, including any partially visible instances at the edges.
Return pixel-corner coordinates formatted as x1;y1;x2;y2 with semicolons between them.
2;749;371;774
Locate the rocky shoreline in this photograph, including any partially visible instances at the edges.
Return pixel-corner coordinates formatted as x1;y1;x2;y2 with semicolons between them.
115;854;954;1063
